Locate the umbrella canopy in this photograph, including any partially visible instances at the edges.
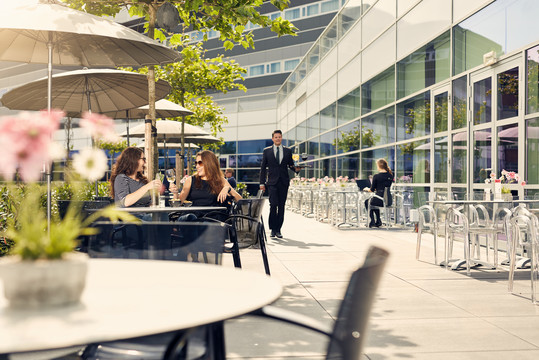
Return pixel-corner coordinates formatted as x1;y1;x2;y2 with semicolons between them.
104;99;193;119
124;119;209;139
0;0;180;67
1;69;171;116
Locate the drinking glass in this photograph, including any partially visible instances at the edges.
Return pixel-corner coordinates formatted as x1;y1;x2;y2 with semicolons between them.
165;168;176;183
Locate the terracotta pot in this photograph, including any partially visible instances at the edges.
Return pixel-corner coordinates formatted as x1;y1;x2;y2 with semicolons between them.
0;252;88;309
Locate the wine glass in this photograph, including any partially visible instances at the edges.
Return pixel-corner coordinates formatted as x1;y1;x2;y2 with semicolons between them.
165;168;176;183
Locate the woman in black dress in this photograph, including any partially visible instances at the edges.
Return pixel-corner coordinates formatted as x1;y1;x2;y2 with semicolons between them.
364;158;394;228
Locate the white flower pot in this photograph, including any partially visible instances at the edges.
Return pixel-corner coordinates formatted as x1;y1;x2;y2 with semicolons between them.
0;252;88;309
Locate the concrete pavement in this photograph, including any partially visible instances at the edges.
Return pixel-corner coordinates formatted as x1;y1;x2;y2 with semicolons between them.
224;208;539;360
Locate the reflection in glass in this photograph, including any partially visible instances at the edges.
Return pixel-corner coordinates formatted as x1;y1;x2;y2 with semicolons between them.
434;92;448;133
338;0;362;39
473;129;491;183
498;123;518;177
452;132;467;184
434;136;448;183
307;43;320;72
307;114;319;139
397;31;450;99
396;140;430;184
237;139;272;154
397;92;430;141
336;120;360;154
218;141;236;154
320;131;336;157
338;154;360;179
237;169;261;183
473;77;491;125
296;120;307;142
362;107;395;147
452;75;467;129
320;22;338;58
307;139;319;158
337;87;361;125
299;141;307;156
320;103;336;131
237;155;263;167
528;45;539;114
361;148;394;179
322;157;337;178
454;0;539;75
528;118;539;184
362;67;395;114
497;67;519;120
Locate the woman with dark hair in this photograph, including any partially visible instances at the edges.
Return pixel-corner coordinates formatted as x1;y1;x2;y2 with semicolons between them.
110;147;164;208
176;150;242;207
364;158;394;228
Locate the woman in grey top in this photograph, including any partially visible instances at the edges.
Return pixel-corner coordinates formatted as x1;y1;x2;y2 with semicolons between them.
110;147;169;207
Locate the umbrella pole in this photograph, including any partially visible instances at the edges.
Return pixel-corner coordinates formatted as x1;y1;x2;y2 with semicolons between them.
126;110;130;147
180;117;185;177
85;77;99;199
164;135;168;170
46;32;53;230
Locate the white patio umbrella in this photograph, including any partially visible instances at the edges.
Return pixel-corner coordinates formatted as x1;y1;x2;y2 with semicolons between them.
1;69;171;116
0;0;180;223
104;99;193;145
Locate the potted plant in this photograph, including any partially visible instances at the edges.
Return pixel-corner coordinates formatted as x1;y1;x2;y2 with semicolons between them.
0;110;136;308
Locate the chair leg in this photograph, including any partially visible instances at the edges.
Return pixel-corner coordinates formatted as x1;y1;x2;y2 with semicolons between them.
229;226;242;269
433;232;438;265
464;234;471;276
416;231;422;260
258;221;271;276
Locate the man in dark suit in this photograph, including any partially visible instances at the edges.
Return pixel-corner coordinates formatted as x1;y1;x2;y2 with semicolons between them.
259;130;299;238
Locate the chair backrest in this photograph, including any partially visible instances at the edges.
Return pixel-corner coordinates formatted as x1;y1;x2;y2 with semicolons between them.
326;246;389;360
232;198;267;247
510;214;539;247
417;205;437;231
445;207;469;235
87;221;227;264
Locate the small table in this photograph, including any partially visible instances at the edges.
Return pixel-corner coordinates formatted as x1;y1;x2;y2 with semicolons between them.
0;260;281;354
99;206;227;221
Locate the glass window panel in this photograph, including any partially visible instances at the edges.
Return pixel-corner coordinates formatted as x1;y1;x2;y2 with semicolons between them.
237;139;273;154
321;157;337;178
229;155;236;167
237;169;261;183
397;92;430;141
237;154;263;167
433;136;448;183
306;4;319;16
361;148;395;179
528;45;539;114
453;0;539;75
337;87;361;125
452;131;467;184
320;103;336;131
307;113;319;139
453;75;467;129
397;31;450;99
320;23;338;58
497;123;518;176
249;65;264;77
362;67;395;114
218;141;237;155
270;62;281;73
284;59;300;71
296;120;307;142
284;8;300;20
396;140;430;183
321;0;340;13
336;120;360;154
299;141;307;156
473;129;492;183
473;77;491;125
362;107;395;148
307;139;319;158
338;154;360;179
434;91;448;133
338;0;362;38
497;67;519;120
527;117;539;184
320;131;336;157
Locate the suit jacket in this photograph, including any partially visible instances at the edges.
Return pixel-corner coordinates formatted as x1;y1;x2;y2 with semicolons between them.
259;145;295;186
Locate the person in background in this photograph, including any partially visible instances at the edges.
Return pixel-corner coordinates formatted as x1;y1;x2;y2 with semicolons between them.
225;168;237;189
364;158;394;228
259;130;300;238
110;147;165;208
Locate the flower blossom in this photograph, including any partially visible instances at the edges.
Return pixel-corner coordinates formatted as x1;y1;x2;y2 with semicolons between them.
72;148;108;182
80;112;119;143
0;110;63;181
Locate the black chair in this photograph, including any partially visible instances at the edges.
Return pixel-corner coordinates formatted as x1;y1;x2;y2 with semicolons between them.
81;221;229;360
249;246;389;360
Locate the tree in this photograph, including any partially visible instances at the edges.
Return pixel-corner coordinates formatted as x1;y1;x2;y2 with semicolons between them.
62;0;297;178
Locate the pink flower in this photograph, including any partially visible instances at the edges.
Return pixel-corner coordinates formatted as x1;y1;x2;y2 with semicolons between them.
521;181;527;186
80;112;119;142
0;110;63;181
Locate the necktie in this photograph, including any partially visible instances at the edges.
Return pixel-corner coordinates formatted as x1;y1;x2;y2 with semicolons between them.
276;146;280;164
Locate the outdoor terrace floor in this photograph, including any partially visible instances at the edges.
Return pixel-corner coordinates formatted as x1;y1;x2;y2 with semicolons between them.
224;207;539;360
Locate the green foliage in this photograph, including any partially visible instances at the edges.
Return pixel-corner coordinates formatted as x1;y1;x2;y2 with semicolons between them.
97;140;129;153
333;126;379;153
236;182;250;199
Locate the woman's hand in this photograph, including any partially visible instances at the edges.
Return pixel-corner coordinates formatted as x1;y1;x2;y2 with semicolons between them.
218;185;231;203
169;183;179;194
147;179;162;192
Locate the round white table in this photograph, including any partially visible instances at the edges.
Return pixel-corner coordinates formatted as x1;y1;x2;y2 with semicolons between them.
0;260;281;354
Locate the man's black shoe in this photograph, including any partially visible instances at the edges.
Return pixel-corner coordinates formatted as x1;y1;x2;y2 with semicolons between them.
275;232;283;238
270;230;276;237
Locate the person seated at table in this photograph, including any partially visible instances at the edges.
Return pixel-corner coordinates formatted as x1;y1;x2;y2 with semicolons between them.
364;158;394;228
110;147;164;208
174;150;242;219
